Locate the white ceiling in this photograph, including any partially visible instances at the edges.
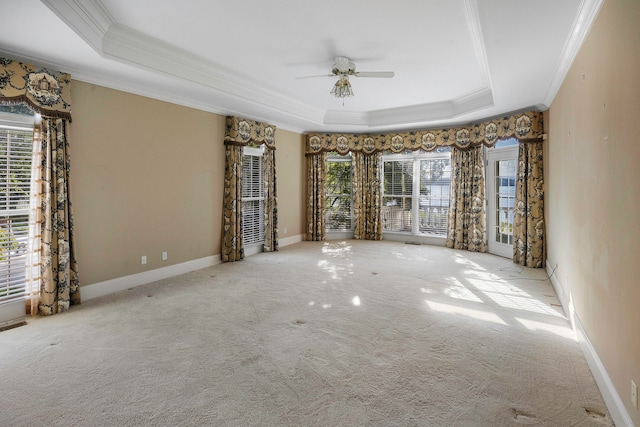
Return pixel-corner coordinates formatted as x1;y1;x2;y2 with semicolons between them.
0;0;602;133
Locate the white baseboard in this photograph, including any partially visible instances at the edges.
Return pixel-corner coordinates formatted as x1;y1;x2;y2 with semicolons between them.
383;232;446;247
546;261;634;427
82;255;221;301
279;233;303;247
82;234;304;302
546;261;572;328
0;299;27;326
326;231;355;240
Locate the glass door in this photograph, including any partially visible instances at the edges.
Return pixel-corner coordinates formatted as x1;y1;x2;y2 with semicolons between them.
486;145;518;258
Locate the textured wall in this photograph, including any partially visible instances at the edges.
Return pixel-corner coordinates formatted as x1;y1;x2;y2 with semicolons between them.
546;0;640;423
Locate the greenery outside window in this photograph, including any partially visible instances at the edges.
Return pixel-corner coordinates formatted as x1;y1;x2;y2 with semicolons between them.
326;153;353;231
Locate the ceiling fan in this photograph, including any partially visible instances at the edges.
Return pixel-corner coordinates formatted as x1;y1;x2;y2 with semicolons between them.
298;56;394;99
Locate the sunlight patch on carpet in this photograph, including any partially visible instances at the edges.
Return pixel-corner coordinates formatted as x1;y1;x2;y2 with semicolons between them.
425;300;507;325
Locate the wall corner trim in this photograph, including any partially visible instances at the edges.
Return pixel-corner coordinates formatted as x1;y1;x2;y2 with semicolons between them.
546;260;635;427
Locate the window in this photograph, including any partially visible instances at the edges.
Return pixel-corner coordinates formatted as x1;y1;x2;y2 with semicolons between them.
418;156;451;235
382;148;451;237
242;146;264;246
326;154;352;231
382;159;413;232
0;113;34;310
493;160;517;244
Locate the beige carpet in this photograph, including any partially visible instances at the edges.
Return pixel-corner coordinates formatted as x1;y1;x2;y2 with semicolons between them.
0;240;613;426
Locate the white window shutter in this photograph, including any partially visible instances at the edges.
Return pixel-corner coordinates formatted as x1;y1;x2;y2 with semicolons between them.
241;150;265;246
0;124;33;307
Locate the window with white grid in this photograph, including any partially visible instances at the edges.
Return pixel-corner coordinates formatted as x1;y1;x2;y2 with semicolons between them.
487;138;519;258
382;148;451;236
325;154;353;231
382;159;413;232
242;146;264;246
418;156;451;235
0;115;34;307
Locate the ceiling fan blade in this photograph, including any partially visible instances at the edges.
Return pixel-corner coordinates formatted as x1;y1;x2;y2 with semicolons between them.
295;74;335;79
354;71;394;78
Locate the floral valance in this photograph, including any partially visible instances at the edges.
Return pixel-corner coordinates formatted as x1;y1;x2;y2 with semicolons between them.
306;111;543;155
0;57;72;120
224;116;276;149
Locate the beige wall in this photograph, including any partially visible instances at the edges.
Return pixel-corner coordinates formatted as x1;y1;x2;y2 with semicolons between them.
273;128;306;240
69;81;305;286
546;0;640;423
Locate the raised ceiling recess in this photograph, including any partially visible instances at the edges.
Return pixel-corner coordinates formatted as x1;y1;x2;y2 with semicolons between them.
0;0;604;133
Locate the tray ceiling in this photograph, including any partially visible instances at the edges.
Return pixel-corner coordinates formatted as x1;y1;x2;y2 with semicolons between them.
0;0;602;133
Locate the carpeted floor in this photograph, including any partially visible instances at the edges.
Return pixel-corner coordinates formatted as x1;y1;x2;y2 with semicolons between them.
0;240;613;426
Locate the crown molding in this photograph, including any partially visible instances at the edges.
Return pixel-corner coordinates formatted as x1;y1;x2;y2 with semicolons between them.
0;45;310;134
464;0;492;89
450;87;495;116
37;0;599;132
543;0;605;106
326;86;493;128
101;23;326;126
41;0;325;127
41;0;114;52
323;110;369;127
40;0;503;133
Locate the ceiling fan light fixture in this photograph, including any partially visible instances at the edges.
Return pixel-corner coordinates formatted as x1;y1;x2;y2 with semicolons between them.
330;77;354;98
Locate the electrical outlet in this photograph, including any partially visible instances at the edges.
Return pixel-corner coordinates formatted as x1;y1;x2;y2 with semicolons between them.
162;251;168;261
141;255;147;265
632;380;638;410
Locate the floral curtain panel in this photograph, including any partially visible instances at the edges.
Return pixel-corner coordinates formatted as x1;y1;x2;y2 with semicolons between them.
221;116;278;262
513;141;545;267
352;152;382;240
446;146;487;252
0;56;79;316
221;144;244;262
263;149;278;252
306;153;327;241
38;118;80;315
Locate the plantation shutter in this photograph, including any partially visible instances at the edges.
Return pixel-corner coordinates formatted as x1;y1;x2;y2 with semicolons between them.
242;149;265;246
0;121;33;308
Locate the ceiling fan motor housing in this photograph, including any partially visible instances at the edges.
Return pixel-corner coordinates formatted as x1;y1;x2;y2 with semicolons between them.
332;56;356;76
